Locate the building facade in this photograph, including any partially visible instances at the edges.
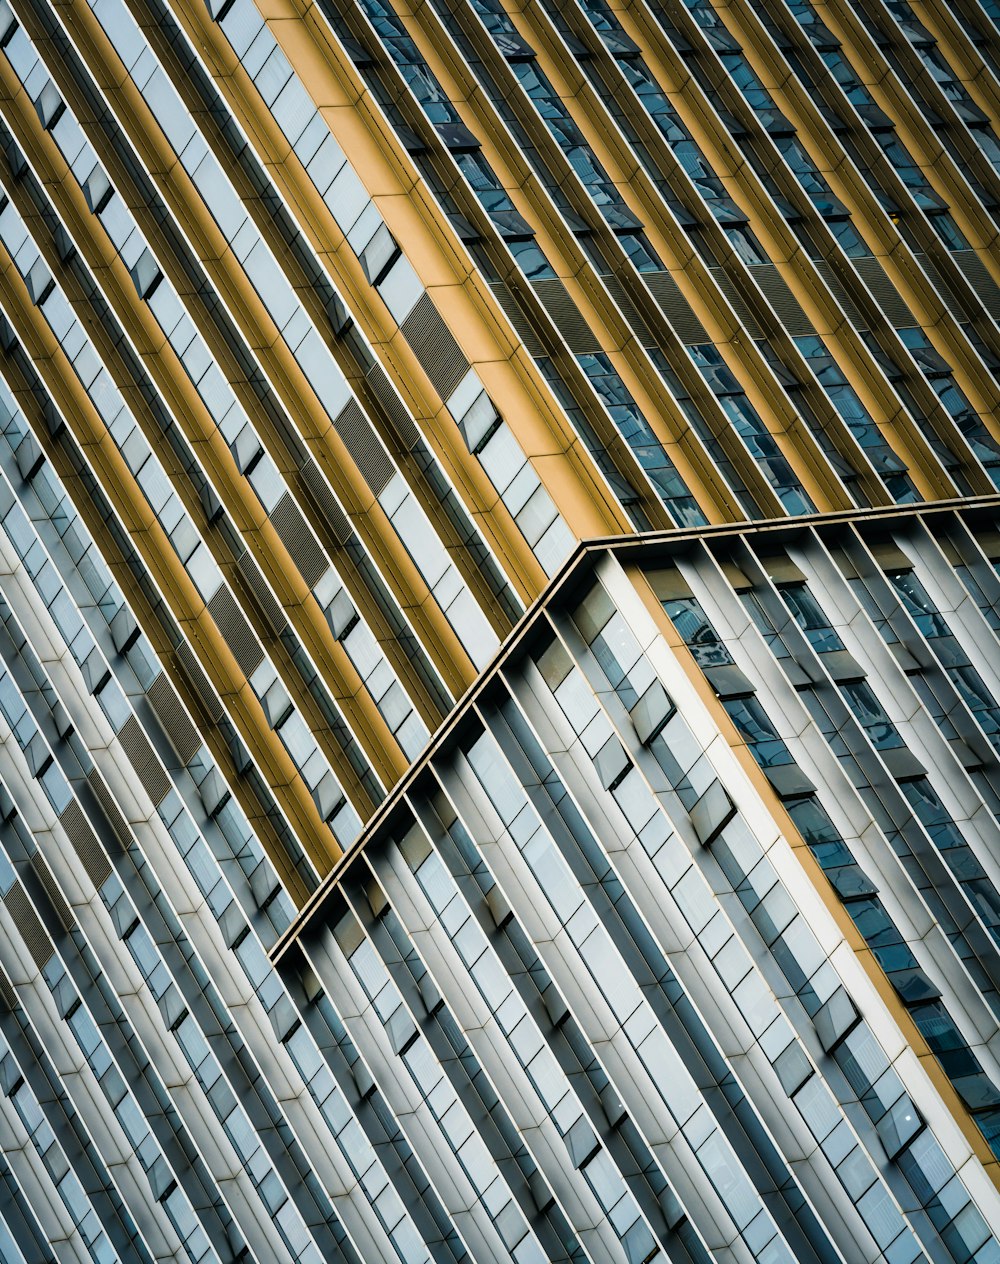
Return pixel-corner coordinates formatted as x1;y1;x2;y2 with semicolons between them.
0;0;996;1260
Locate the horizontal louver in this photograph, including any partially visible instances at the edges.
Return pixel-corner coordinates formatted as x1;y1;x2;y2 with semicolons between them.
333;399;394;495
531;278;603;354
119;714;172;807
146;673;201;767
643;271;709;344
59;799;112;888
3;885;53;969
207;586;266;676
488;281;546;356
400;291;469;399
29;854;74;932
270;492;329;589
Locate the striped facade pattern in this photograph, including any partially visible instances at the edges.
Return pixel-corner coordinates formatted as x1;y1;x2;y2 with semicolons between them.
0;0;996;1259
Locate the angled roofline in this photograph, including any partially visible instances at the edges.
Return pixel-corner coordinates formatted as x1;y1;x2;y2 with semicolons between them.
271;493;1000;964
